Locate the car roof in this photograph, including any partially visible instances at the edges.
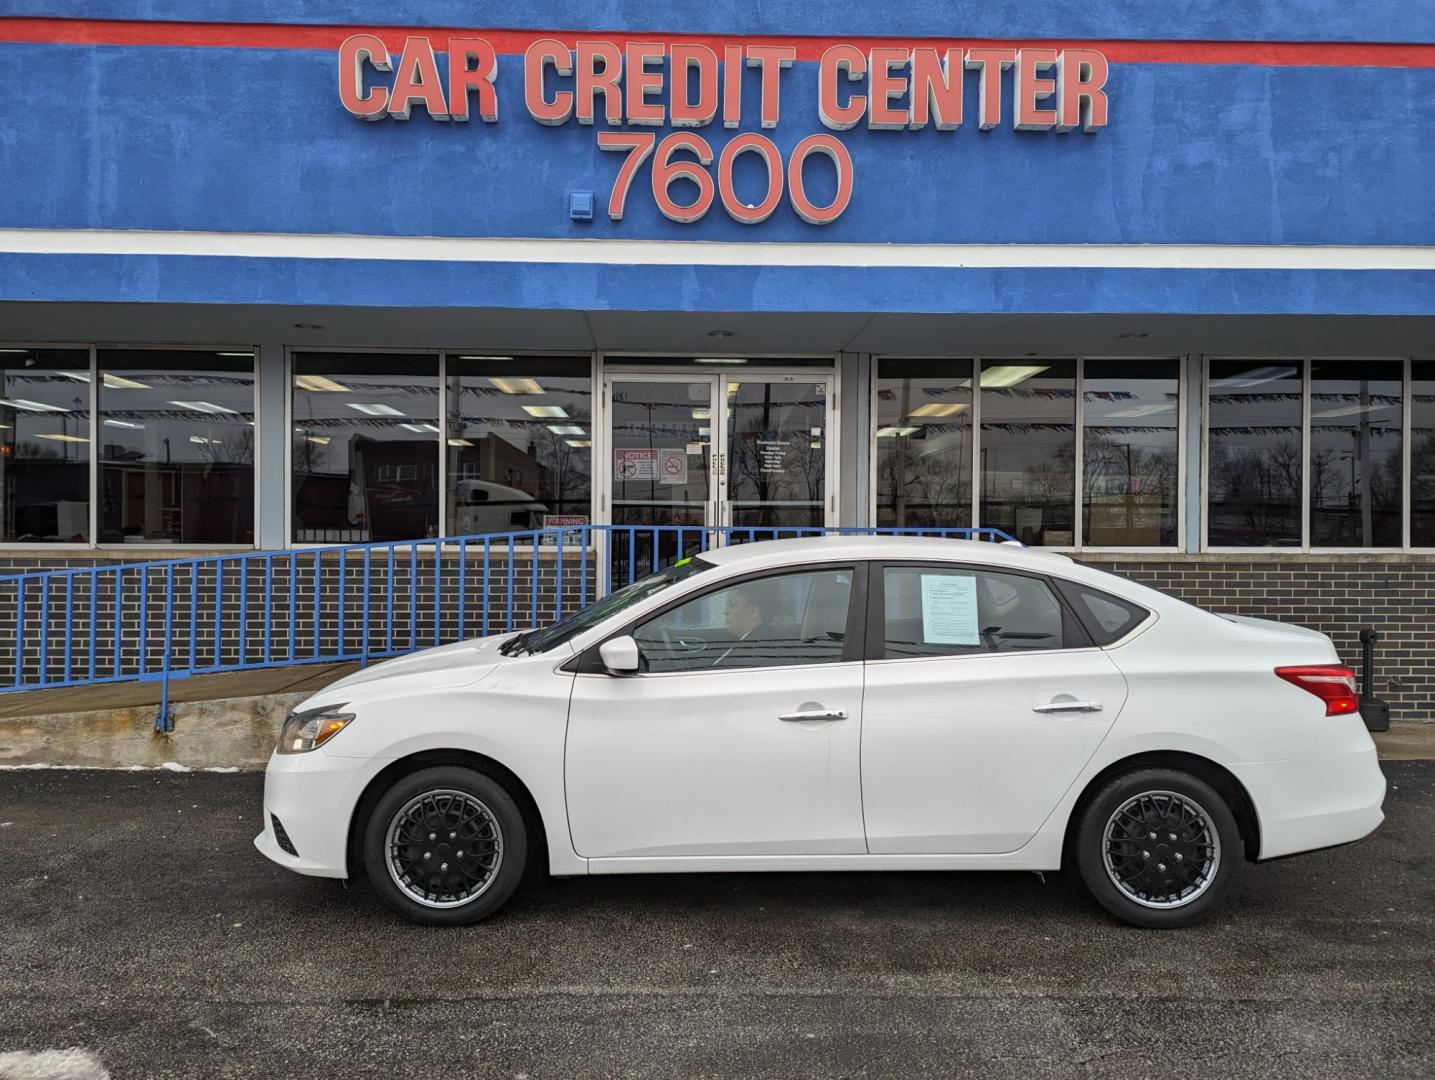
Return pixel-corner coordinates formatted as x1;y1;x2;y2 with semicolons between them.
697;535;1074;574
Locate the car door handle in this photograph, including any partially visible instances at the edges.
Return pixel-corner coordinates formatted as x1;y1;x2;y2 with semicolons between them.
778;709;848;722
1032;700;1103;714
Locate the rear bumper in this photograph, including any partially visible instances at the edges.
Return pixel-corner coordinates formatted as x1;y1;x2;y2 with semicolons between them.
253;749;371;879
1230;715;1387;861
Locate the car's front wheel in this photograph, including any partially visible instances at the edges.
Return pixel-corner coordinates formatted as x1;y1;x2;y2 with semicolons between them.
363;765;528;926
1075;768;1243;929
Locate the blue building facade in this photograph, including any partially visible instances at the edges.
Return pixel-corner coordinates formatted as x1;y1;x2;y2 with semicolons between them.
1;3;1434;710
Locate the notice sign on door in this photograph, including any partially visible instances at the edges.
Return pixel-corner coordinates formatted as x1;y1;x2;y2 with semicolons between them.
658;448;688;485
615;448;658;480
920;573;980;646
758;438;787;473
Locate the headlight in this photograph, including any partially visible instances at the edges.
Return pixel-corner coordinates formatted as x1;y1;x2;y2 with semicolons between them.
276;703;355;754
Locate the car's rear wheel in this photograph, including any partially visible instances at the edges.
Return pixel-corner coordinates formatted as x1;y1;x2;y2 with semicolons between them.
1075;768;1242;928
363;765;528;926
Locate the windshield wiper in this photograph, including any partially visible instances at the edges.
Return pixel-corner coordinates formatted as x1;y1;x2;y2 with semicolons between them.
498;631;535;656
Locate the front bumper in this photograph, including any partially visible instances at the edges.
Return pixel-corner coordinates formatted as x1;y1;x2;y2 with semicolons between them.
1231;714;1387;861
253;748;372;878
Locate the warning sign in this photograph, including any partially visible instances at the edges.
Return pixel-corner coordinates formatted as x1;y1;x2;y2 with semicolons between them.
658;448;688;485
615;448;658;480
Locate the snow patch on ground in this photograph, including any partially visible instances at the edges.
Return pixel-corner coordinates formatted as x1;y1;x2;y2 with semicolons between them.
0;763;246;773
0;1048;111;1080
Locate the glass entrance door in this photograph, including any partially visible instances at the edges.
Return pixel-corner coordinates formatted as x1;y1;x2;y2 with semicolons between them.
606;374;717;578
723;376;831;533
602;370;835;568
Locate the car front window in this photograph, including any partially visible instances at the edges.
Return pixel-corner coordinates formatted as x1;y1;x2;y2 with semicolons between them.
506;555;714;655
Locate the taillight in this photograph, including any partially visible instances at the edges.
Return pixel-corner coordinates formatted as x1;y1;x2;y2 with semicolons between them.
1274;665;1359;716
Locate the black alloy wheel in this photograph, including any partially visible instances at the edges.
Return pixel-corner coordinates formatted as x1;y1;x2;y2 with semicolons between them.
364;765;528;926
1075;768;1243;929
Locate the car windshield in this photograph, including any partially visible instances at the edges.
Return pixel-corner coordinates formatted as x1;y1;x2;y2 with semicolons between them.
500;555;715;655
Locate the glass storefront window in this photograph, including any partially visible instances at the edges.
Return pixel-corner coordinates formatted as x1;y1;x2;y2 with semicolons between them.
445;355;592;535
980;359;1076;546
1309;360;1403;548
97;349;255;545
1413;362;1435;547
1206;360;1303;547
0;348;91;542
875;359;973;529
1082;359;1180;547
291;352;439;543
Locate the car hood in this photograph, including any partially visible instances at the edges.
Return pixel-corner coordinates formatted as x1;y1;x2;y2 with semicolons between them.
303;632;545;703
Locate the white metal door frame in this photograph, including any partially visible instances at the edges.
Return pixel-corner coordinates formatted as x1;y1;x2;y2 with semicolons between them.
597;368;839;535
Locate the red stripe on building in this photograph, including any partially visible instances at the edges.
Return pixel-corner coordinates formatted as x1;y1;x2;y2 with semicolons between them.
2;17;1435;67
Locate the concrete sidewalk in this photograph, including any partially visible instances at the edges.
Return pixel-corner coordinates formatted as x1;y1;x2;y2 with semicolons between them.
0;662;1432;769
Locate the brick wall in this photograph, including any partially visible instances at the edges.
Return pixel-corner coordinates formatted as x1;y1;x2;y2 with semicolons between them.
1083;554;1435;724
0;547;602;688
0;547;1429;723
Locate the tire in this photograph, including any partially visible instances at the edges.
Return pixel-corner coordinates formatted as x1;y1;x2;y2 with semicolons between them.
363;765;528;926
1074;768;1243;929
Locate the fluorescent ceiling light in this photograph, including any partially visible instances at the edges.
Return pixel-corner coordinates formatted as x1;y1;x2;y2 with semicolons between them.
306;435;332;445
876;426;920;438
216;352;253;357
0;349;28;354
346;402;404;417
979;365;1048;389
1100;403;1176;419
294;374;351;393
695;358;747;364
459;356;513;361
565;439;592;448
169;400;239;415
58;372;152;389
36;433;88;443
521;404;569;418
691;408;711;420
447;438;475;447
0;398;67;412
1310;403;1392;419
487;377;544;395
399;422;442;433
189;435;222;445
103;419;144;429
1212;365;1299;390
103;374;151;389
909;402;968;418
546;424;585;435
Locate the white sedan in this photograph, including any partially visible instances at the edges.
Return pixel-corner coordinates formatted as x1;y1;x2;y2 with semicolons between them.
255;536;1386;929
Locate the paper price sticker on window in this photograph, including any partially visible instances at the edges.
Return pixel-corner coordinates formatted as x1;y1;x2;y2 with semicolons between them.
920;573;980;646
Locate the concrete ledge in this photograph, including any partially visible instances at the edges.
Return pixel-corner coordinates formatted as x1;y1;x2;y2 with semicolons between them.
0;691;305;769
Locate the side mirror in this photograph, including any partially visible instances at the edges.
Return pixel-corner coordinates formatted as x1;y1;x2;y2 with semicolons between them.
597;635;641;676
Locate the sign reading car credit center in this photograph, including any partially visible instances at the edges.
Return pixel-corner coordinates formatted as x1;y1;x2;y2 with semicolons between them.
337;35;1109;225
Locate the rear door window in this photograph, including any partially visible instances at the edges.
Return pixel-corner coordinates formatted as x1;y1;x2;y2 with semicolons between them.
880;566;1072;658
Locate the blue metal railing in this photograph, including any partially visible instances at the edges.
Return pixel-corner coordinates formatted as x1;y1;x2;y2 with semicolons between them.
0;523;1013;729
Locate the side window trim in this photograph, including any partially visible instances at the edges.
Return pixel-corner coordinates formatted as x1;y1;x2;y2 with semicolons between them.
577;561;868;675
866;560;1092;662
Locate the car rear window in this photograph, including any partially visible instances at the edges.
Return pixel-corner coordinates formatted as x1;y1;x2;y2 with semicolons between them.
1053;580;1150;646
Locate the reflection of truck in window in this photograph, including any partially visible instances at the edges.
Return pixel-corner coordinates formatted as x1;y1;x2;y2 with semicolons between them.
450;479;548;534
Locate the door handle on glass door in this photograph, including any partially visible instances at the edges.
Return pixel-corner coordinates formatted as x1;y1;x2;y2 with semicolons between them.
1032;700;1103;714
778;709;848;722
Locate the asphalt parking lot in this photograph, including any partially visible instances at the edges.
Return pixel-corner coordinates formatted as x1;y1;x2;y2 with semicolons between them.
0;765;1432;1079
